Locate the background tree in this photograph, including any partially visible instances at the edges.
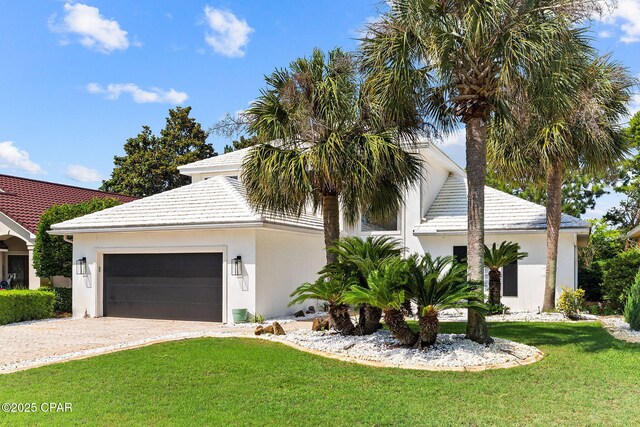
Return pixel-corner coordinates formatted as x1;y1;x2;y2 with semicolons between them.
360;0;594;343
224;135;259;153
606;112;640;231
578;219;625;301
489;54;634;310
102;106;216;197
33;198;122;280
241;48;422;265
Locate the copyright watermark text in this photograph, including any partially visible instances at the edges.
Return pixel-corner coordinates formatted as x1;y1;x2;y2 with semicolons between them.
1;402;72;413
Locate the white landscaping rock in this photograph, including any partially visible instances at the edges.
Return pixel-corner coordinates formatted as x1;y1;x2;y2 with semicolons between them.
439;308;597;323
600;316;640;343
263;329;542;369
223;311;329;328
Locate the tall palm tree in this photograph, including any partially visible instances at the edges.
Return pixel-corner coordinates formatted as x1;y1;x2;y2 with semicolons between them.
343;258;418;346
360;0;595;343
484;242;528;306
489;54;635;310
326;236;403;334
242;48;422;266
406;255;487;348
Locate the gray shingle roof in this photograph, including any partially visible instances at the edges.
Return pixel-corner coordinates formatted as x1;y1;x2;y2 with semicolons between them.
415;175;590;234
50;176;323;233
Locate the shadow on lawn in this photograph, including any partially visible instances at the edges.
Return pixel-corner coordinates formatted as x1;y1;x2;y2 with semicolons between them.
439;321;634;353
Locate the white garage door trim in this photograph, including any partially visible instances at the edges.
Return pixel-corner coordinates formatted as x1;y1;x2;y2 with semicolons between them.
95;245;228;323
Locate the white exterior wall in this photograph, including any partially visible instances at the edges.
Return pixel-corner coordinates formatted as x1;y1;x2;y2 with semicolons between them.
255;229;325;318
343;145;454;254
417;232;578;311
70;228;257;323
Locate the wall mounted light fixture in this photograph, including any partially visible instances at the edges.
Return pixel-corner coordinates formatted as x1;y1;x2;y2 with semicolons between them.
231;256;242;276
76;257;87;276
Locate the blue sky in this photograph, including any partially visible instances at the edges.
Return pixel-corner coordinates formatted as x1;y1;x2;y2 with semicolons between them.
0;1;638;219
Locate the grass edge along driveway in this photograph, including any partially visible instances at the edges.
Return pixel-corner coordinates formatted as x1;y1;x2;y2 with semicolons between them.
0;322;637;426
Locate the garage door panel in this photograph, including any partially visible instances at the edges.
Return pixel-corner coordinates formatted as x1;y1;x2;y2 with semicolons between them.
106;284;222;305
105;301;222;322
104;253;223;322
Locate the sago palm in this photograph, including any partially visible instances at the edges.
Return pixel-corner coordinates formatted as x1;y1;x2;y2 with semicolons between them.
327;236;403;334
406;255;487;348
241;48;422;265
484;242;528;306
489;53;635;310
289;276;356;335
360;0;596;343
342;258;418;346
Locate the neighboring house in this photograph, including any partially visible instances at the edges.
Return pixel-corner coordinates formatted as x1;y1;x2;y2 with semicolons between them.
0;174;136;289
50;142;590;322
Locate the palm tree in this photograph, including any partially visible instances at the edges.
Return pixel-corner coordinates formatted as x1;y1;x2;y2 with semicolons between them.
489;54;635;310
484;242;528;306
343;258;418;346
406;255;487;348
289;277;356;335
360;0;595;343
327;236;403;335
241;48;422;266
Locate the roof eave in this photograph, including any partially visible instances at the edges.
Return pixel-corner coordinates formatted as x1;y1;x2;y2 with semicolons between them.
414;227;592;236
49;221;323;236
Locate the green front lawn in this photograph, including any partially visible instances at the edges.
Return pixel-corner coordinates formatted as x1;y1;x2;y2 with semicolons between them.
0;322;638;426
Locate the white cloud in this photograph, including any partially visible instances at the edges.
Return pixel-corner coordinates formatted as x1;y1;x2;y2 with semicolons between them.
0;141;43;174
437;129;466;147
49;2;129;53
86;83;188;104
203;6;253;57
598;30;613;38
596;0;640;43
66;164;101;182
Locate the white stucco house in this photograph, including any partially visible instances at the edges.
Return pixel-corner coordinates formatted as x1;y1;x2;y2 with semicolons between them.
50;142;590;322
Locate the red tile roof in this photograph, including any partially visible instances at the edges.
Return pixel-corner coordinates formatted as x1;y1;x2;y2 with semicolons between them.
0;174;137;234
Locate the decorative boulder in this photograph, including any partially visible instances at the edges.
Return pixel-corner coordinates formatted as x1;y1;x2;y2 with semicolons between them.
272;321;286;335
255;325;274;335
294;310;305;318
312;317;331;331
255;322;286;336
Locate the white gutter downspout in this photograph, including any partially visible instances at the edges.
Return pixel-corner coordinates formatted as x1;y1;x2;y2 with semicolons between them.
63;235;73;244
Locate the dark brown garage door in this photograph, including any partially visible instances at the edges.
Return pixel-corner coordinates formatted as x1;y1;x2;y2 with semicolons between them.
103;253;223;322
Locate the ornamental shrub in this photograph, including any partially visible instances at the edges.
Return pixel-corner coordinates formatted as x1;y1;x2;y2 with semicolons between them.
557;287;585;320
624;270;640;331
0;290;55;325
39;287;72;313
601;249;640;308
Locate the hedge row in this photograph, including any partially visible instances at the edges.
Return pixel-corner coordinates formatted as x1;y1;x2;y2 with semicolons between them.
0;290;55;325
39;287;72;313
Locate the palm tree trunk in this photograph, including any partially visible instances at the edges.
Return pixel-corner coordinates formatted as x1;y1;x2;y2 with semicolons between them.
357;305;383;335
488;269;502;306
383;308;418;346
322;193;340;264
543;162;563;311
464;117;493;344
417;306;439;348
328;302;355;336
